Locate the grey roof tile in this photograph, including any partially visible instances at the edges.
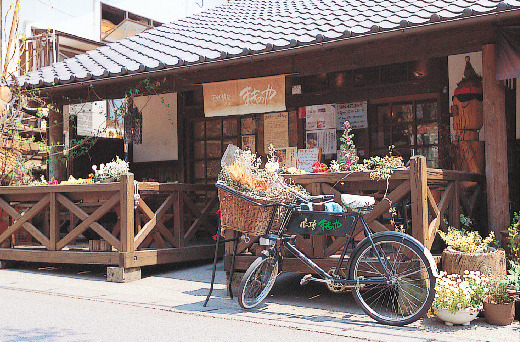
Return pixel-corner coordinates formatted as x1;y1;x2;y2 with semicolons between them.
18;0;520;89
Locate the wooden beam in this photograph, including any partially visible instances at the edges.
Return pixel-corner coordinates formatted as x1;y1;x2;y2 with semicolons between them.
120;245;217;268
48;102;65;181
448;181;460;229
0;248;119;265
482;43;510;236
410;156;429;246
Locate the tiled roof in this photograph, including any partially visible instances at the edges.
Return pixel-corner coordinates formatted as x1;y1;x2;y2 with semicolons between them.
18;0;520;89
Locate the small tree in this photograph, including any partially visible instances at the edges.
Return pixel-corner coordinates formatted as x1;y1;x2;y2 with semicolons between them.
337;120;359;171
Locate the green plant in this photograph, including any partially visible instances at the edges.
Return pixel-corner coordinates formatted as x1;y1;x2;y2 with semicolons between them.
485;277;513;304
507;212;520;262
362;146;405;181
505;260;520;291
439;226;495;253
433;271;489;313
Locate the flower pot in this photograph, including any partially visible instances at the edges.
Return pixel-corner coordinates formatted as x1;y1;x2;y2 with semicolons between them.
483;302;515;326
441;247;506;278
436;307;479;326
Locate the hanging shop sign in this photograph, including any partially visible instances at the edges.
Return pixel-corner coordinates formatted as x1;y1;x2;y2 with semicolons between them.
203;75;285;117
68;101;108;137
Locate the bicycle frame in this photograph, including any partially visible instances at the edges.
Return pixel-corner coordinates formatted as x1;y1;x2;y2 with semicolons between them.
268;203;392;286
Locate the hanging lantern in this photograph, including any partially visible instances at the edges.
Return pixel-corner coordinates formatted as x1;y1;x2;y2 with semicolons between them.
124;100;142;145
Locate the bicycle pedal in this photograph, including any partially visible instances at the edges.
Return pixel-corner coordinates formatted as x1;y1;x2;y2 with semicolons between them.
300;274;313;286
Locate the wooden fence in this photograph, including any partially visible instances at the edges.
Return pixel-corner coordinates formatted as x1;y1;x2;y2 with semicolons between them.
226;156;486;272
0;174;219;268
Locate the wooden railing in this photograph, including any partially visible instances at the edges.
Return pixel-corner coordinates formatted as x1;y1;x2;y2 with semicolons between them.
0;174;219;268
227;156;486;272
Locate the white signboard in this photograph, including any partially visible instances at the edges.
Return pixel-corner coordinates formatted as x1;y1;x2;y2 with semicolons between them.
336;101;368;130
69;101;107;137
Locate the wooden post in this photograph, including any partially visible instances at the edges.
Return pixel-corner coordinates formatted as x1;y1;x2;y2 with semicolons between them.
120;173;135;253
49;192;60;251
482;44;510;236
48;102;65;181
173;191;184;248
410;156;429;247
448;181;460;229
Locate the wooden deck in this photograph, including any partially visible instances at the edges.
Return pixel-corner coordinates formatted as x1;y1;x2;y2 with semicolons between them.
226;156;486;272
0;174;220;268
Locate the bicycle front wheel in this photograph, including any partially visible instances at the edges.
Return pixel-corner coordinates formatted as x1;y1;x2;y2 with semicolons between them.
238;252;279;309
349;234;436;326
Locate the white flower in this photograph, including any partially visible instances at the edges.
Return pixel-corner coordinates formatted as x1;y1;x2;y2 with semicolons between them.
92;165;97;171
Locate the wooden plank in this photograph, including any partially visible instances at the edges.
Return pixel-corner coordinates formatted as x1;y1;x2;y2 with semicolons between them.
0;248;119;265
120;245;217;268
134;193;175;248
120;173;135;252
483;43;510;237
410;156;429;246
363;181;411;223
368;220;389;233
49;192;60;251
321;183;342;203
427;187;440;218
56;193;121;250
0;195;51;249
324;237;347;257
0;183;120;195
295;235;314;257
469;185;482;217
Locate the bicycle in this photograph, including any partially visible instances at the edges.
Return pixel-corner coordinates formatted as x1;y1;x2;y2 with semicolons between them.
207;183;438;326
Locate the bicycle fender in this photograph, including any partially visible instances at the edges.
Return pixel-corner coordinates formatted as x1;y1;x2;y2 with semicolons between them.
350;231;439;278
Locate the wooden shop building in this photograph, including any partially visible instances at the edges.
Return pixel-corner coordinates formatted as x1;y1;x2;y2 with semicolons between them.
1;0;520;275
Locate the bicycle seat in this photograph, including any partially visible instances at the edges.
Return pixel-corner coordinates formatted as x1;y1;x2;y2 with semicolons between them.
341;194;375;211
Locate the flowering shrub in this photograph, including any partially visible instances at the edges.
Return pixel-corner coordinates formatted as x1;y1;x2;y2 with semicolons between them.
439;227;495;253
312;161;328;173
92;156;129;182
433;271;489;313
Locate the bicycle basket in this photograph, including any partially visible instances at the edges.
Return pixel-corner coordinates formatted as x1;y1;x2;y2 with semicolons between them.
217;183;288;236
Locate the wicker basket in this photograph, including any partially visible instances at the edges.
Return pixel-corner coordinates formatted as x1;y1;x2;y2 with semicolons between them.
218;185;288;236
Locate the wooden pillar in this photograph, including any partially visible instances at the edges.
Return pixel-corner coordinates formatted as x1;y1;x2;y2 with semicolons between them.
120;173;135;253
410;156;429;246
482;44;510;236
48;102;65;181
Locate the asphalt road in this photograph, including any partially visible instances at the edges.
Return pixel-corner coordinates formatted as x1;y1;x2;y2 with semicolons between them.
0;261;519;342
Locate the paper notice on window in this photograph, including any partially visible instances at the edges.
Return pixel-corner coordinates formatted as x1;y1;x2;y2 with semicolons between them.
306;104;336;130
274;147;297;168
306;129;337;154
297;148;321;173
264;112;289;153
336;101;368;130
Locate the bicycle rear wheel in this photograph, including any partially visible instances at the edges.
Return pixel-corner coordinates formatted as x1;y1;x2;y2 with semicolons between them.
349;234;435;326
238;252;279;309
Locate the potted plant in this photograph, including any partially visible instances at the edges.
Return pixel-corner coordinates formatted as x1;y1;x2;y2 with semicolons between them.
505;260;520;320
502;212;520;263
440;227;506;278
433;271;488;326
483;278;515;325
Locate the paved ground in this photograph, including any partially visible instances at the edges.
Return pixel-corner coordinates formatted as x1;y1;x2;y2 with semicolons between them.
0;260;519;342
